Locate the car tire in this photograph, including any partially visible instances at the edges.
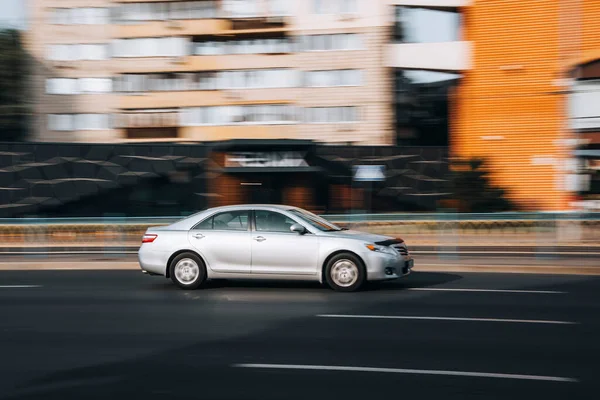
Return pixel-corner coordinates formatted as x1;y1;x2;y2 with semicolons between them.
325;253;366;292
169;252;206;290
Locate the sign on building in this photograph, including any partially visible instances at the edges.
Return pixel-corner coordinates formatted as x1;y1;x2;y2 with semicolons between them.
225;152;309;168
353;165;386;181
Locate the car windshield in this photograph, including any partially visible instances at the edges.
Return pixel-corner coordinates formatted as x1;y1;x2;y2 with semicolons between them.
288;208;343;232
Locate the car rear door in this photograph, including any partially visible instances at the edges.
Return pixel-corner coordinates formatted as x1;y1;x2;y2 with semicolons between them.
187;209;252;273
250;210;319;276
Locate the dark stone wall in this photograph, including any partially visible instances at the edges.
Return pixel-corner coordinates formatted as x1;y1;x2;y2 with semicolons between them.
316;146;449;211
0;141;448;217
0;142;210;217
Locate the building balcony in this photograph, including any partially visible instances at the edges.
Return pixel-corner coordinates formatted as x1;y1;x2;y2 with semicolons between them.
118;90;295;110
113;53;292;74
179;125;300;142
388;0;471;6
387;41;472;71
571;117;600;131
223;16;291;34
115;109;180;129
114;19;231;39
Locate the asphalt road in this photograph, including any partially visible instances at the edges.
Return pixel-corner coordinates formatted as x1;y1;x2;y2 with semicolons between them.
0;270;598;400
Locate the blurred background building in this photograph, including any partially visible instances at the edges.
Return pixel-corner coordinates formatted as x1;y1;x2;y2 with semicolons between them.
27;0;393;145
0;0;598;216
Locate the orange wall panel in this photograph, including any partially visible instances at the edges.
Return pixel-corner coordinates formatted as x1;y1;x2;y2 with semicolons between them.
455;0;600;210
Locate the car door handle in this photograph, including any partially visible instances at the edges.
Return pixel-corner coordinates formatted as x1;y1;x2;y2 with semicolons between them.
254;236;266;242
192;233;205;239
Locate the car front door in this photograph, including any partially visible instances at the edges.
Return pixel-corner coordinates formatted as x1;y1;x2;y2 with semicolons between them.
251;210;319;276
188;209;252;273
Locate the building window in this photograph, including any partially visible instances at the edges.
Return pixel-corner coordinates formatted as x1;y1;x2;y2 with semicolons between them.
180;105;297;126
222;0;261;18
191;34;360;55
394;6;460;43
50;8;110;25
569;79;600;131
46;78;112;94
48;114;111;131
47;44;109;61
305;106;359;123
305;69;362;87
299;34;362;51
193;37;293;55
394;69;461;146
220;69;299;89
115;69;299;93
111;37;189;58
112;1;218;23
313;0;357;14
267;0;292;16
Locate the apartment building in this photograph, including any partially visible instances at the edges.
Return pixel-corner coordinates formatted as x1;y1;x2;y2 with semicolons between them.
27;0;393;145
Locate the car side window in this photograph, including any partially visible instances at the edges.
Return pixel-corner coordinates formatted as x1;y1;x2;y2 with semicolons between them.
194;210;249;231
254;210;296;233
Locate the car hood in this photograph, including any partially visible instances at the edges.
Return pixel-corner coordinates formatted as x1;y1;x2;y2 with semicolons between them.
320;229;399;244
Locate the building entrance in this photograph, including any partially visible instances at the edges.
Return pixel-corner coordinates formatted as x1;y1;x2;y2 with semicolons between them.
243;175;283;205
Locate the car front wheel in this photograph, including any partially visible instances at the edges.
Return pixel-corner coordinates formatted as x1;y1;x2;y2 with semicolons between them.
325;253;366;292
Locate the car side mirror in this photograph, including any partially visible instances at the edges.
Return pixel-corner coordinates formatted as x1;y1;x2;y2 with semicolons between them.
290;223;307;235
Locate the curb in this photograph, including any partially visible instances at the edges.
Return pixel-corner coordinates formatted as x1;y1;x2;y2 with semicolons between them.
413;265;600;276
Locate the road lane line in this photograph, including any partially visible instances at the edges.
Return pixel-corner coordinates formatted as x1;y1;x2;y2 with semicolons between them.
233;364;578;383
417;263;592;269
407;288;565;294
317;314;577;325
0;285;42;288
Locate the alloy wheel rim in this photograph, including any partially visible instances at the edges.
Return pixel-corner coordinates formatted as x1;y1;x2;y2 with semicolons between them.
331;259;359;287
174;258;200;285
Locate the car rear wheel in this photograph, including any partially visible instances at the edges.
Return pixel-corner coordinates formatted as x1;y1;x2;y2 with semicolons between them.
325;253;365;292
170;252;206;290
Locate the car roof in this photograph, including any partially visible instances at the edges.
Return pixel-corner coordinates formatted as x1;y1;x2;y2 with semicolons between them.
206;204;296;212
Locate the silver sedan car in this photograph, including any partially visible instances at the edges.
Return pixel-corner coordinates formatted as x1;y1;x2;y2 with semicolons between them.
138;204;413;292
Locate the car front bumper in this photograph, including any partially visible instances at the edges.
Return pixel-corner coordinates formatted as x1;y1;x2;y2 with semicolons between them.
363;251;414;281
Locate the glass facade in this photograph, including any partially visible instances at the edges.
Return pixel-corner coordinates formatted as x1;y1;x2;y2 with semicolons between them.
394;70;461;146
394;6;461;43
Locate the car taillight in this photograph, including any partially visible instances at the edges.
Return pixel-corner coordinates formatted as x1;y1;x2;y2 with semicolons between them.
142;234;158;243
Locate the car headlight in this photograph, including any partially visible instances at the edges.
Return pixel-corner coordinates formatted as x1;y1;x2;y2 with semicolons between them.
365;244;396;255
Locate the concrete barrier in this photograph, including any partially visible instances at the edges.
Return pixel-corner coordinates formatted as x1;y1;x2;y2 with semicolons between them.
0;218;598;247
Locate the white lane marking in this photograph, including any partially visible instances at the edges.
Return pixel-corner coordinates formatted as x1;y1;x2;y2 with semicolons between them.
233;363;578;383
407;288;565;294
0;285;42;288
317;314;577;325
1;251;137;255
417;263;590;269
